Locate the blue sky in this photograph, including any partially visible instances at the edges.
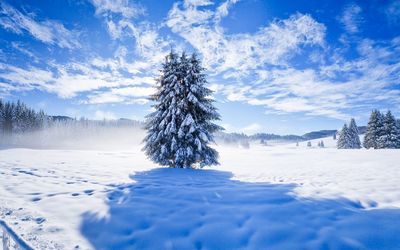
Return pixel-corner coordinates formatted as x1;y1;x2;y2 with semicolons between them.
0;0;399;135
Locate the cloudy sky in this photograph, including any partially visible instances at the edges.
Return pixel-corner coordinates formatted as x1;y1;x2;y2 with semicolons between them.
0;0;399;134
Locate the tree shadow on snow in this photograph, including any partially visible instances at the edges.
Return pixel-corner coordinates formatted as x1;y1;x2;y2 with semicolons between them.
80;168;400;250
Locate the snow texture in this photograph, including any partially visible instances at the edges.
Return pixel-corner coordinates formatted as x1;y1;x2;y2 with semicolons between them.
0;136;400;249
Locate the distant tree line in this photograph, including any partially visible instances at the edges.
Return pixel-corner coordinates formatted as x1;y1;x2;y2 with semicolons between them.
0;99;47;135
0;99;144;137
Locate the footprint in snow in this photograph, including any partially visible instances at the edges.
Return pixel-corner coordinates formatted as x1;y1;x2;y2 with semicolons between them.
35;217;46;224
84;190;94;196
31;197;41;202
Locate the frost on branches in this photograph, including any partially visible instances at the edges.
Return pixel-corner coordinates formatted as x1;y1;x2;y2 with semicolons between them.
143;51;222;168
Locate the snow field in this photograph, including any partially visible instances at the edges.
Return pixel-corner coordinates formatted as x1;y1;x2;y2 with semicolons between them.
0;138;399;249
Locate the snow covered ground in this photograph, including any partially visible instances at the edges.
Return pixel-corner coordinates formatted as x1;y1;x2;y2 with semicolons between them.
0;136;400;249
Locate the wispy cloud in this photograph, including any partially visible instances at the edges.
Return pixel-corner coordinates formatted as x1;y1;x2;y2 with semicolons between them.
1;0;399;123
216;36;400;120
0;2;81;49
386;0;400;25
339;3;363;34
10;42;39;62
90;0;145;18
0;59;154;103
166;1;325;75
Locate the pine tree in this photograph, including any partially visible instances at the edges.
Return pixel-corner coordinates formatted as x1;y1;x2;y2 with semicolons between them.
378;111;400;149
320;140;324;148
307;141;311;147
348;118;361;149
363;110;384;149
337;124;351;149
397;119;400;148
143;51;222;168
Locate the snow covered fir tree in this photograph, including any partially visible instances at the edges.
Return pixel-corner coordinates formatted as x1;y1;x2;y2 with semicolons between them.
363;110;385;149
143;51;222;168
364;110;400;149
337;118;361;149
348;118;361;149
378;111;400;149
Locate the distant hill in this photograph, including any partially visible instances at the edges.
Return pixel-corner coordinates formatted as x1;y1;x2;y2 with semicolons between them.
302;130;337;140
216;125;367;145
49;115;365;142
50;115;74;121
251;133;303;141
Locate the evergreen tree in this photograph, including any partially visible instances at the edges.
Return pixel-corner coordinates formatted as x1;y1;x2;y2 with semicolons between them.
333;132;336;140
348;118;361;149
337;124;351;149
307;141;311;147
397;119;400;148
378;111;400;149
320;140;324;148
0;99;48;137
363;110;384;149
143;51;222;168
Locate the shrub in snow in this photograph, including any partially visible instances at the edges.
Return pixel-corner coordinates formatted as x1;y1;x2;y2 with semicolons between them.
307;141;311;147
333;132;337;140
260;139;267;146
320;140;324;148
143;51;222;168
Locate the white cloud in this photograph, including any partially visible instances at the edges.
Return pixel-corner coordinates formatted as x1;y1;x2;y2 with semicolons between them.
215;0;239;22
241;123;263;134
386;0;400;24
215;36;400;120
91;0;145;18
0;2;81;49
0;59;155;100
85;86;154;104
10;42;38;61
339;4;363;34
166;2;325;75
94;110;117;120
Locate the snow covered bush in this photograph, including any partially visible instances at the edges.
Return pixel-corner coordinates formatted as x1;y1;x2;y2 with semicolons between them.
143;51;222;168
